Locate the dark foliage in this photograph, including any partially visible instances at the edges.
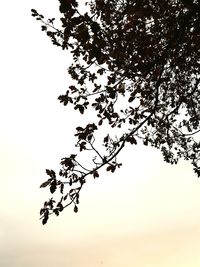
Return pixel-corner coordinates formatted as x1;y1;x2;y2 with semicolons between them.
32;0;200;224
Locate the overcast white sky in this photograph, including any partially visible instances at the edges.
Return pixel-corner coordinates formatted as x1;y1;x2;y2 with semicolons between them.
1;1;200;267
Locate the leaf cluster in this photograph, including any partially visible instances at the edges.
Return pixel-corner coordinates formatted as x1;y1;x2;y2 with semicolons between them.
32;0;200;224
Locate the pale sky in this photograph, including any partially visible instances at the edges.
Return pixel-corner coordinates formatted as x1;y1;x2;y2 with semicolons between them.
1;1;200;267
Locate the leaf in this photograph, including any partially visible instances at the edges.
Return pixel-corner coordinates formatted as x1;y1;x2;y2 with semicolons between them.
59;1;71;13
50;180;57;194
70;154;77;159
93;170;99;178
60;183;64;194
76;194;79;204
54;208;59;216
193;165;200;177
127;136;137;145
80;141;87;151
40;179;51;188
42;214;49;225
64;194;68;201
31;9;37;15
74;205;78;213
117;163;122;168
98;119;103;126
143;139;148;146
46;169;56;179
40;208;45;216
97;68;104;75
91;21;101;34
128;96;134;103
57;202;64;212
71;16;82;25
79;105;84;114
104;135;109;143
76;126;84;131
75;104;84;114
41;25;47;31
106;165;116;173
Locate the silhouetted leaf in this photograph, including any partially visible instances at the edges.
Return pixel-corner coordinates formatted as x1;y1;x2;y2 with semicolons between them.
127;136;137;145
93;170;99;178
46;169;56;178
54;208;59;216
64;194;68;201
74;205;78;213
40;179;51;188
42;214;49;225
50;180;57;194
41;25;47;31
76;105;84;114
106;165;116;173
60;183;64;194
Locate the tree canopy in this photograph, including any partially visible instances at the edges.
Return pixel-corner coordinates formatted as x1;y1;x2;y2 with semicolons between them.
32;0;200;224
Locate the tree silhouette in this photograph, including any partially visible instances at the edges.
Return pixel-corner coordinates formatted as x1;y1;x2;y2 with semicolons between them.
32;0;200;224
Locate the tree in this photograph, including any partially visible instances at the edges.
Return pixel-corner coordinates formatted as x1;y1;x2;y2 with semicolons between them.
32;0;200;225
